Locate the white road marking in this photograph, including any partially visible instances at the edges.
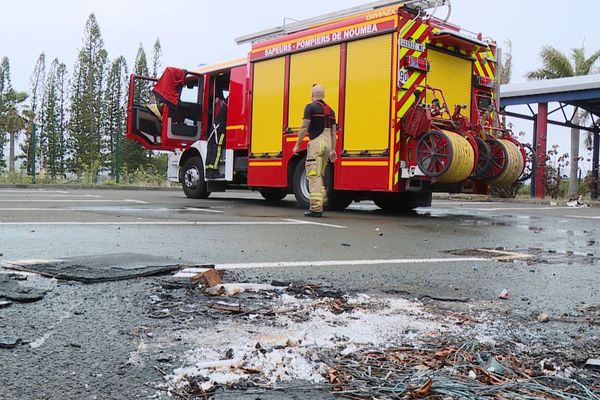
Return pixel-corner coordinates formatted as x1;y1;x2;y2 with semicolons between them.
0;220;341;227
184;207;225;213
179;257;488;270
0;207;221;213
0;199;147;203
0;189;69;193
565;215;600;219
461;206;574;211
0;194;102;197
283;218;347;229
433;201;500;206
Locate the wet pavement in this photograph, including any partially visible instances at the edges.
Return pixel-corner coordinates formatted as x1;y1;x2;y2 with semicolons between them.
0;187;598;399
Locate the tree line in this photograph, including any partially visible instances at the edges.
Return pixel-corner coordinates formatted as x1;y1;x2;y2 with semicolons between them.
0;13;163;182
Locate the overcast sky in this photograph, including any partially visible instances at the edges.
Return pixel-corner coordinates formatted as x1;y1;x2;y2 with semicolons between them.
2;0;599;168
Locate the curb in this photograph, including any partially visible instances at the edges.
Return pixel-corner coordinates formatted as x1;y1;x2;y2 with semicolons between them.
0;184;180;192
432;193;599;206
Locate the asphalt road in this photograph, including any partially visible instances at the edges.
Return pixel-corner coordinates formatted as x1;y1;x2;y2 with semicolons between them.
0;187;599;399
0;187;598;314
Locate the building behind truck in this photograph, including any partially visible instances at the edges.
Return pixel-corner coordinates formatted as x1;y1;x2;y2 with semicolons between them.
127;0;527;211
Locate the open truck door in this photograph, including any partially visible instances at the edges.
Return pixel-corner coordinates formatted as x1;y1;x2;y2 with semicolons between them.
127;67;203;151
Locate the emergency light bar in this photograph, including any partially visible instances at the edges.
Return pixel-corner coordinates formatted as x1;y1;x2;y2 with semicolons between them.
404;56;430;72
475;76;494;88
235;0;447;45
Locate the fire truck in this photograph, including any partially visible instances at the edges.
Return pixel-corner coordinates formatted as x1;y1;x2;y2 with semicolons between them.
127;0;527;211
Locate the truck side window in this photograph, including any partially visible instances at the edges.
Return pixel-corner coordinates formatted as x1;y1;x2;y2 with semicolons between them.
180;80;202;105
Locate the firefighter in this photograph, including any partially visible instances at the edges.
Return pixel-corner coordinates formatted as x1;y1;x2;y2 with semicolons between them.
430;98;445;117
206;92;228;179
292;84;337;217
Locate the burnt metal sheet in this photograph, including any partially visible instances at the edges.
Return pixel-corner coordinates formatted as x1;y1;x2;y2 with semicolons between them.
1;254;183;284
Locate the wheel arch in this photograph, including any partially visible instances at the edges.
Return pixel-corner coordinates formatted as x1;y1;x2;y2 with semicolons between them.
178;148;202;180
287;152;305;191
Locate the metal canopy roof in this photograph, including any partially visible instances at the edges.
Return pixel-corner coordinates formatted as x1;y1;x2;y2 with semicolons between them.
500;74;600;201
500;74;600;118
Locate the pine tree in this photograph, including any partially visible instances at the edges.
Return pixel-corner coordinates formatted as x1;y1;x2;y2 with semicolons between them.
41;59;68;179
122;44;151;175
102;56;128;178
56;63;68;177
0;57;11;169
68;13;108;179
133;43;150;104
22;53;46;175
151;38;162;78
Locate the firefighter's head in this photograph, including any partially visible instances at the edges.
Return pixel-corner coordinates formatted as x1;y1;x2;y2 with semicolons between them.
312;84;325;101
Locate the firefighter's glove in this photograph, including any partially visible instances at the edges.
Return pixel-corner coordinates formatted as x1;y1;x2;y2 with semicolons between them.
329;150;337;162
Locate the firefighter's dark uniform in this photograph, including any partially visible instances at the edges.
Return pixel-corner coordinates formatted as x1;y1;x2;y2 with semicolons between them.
206;98;227;178
303;100;336;213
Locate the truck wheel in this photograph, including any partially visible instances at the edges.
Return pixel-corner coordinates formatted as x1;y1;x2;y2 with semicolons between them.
374;198;406;213
292;157;309;208
326;192;353;211
259;188;287;202
374;192;431;212
294;157;352;211
181;156;210;199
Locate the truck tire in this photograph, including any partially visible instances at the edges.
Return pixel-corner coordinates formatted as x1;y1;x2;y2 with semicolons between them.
181;156;210;199
374;192;431;212
293;157;353;211
326;192;354;211
259;188;287;202
292;157;310;208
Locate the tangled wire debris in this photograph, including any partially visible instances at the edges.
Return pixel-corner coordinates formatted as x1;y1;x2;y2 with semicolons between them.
320;340;600;399
149;276;600;400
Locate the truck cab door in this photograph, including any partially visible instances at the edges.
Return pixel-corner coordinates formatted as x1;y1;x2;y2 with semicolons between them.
160;73;204;149
127;74;166;150
127;68;203;151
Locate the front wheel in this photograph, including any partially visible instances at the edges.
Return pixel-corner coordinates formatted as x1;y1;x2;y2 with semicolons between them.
181;156;210;199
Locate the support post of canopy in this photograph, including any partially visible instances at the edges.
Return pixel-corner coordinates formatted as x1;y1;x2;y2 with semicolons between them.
534;103;548;198
592;129;599;200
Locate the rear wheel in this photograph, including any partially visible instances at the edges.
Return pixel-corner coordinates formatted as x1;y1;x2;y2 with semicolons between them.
292;157;353;211
181;156;210;199
374;198;406;212
259;188;288;202
326;191;354;211
374;192;432;212
292;157;310;208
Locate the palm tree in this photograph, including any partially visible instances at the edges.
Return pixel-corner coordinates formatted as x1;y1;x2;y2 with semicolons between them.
1;90;29;173
526;45;600;198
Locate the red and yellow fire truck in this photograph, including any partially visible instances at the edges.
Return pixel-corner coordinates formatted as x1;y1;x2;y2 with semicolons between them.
127;0;526;211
